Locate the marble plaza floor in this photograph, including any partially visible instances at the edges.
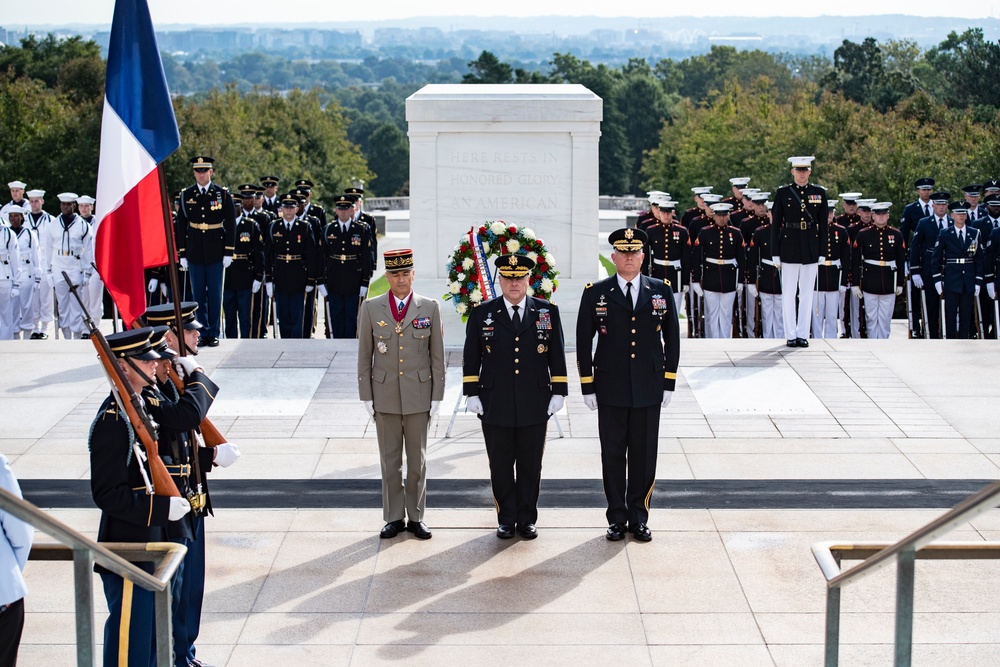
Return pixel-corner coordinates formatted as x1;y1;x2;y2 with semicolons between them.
3;334;1000;666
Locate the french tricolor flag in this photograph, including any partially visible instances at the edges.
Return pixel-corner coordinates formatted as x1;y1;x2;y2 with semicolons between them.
94;0;180;328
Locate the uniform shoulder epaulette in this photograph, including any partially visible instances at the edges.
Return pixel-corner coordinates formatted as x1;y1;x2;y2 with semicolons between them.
585;282;593;289
664;279;672;287
815;184;827;191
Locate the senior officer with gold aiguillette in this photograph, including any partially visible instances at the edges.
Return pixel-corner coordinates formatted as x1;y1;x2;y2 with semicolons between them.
577;228;680;543
463;254;568;540
358;249;445;540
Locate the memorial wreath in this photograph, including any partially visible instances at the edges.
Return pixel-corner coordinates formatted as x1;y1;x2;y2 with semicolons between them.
443;221;559;320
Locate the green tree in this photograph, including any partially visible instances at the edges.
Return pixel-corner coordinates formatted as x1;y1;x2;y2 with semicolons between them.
922;29;1000;110
463;51;514;84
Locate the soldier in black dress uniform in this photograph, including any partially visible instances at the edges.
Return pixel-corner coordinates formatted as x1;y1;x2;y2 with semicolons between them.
643;198;690;314
265;196;317;338
90;327;192;667
985;196;1000;311
577;228;680;542
174;156;236;347
681;187;713;228
292;188;324;338
463;254;568;540
747;208;783;338
223;186;267;339
319;195;373;338
345;187;379;269
932;201;985;339
770;155;828;347
692;203;746;339
259;175;281;215
851;202;906;339
813;204;851;339
908;191;952;339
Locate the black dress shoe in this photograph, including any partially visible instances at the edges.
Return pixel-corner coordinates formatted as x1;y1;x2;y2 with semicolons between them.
786;339;797;347
630;522;652;542
30;332;47;340
205;337;220;347
496;524;515;539
606;523;627;541
188;659;215;667
380;519;406;539
406;520;432;540
80;333;90;339
518;523;538;540
796;338;809;348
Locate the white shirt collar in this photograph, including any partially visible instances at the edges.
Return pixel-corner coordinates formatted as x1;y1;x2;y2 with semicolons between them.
503;296;527;320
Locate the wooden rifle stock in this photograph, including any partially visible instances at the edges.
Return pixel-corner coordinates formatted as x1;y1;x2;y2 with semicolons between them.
166;365;226;447
62;272;180;498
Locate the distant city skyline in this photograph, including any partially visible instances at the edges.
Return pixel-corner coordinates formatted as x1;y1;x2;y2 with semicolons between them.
19;0;995;27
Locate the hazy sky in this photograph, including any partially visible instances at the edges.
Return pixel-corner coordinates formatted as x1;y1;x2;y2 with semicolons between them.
22;0;992;26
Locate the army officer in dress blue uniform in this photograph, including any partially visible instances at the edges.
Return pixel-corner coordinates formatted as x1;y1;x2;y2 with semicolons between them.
463;254;568;540
577;228;680;542
174;156;237;347
319;195;373;338
932;201;985;339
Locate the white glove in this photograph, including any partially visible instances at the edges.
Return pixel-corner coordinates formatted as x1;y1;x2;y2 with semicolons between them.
363;400;374;418
161;283;168;297
682;284;689;293
662;390;674;408
819;256;826;264
252;280;261;293
989;283;996;300
839;284;847;293
359;286;368;297
912;274;924;289
148;278;158;293
895;286;903;296
935;282;943;296
305;285;314;293
975;285;981;297
11;286;18;298
852;286;863;299
179;258;188;270
547;395;565;415
318;284;328;298
465;396;484;415
692;282;704;297
173;355;203;376
430;400;440;416
168;497;191;521
223;256;233;269
213;442;241;468
771;256;781;269
82;273;91;285
265;282;274;297
746;284;758;299
583;394;598;411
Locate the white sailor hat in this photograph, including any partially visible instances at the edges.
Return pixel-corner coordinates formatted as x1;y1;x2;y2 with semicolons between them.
711;202;734;214
57;192;79;203
26;189;45;198
0;202;29;218
7;180;27;189
838;192;863;201
729;177;751;186
76;195;96;205
701;193;723;203
788;156;815;168
871;202;892;213
691;186;713;195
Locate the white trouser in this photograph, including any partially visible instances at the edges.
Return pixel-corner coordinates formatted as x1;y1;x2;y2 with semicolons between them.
780;262;818;340
850;291;861;338
0;282;16;339
812;290;840;339
704;290;736;338
864;292;896;339
759;292;784;339
54;269;85;337
32;274;54;331
86;271;104;321
837;289;847;336
674;291;683;316
743;285;757;337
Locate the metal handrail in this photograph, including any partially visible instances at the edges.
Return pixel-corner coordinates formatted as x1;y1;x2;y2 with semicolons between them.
0;486;186;667
812;479;1000;667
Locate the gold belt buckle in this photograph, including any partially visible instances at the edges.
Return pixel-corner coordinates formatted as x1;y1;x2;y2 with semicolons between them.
800;221;808;230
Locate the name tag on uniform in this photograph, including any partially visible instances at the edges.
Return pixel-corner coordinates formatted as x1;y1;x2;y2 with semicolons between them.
481;326;494;338
595;307;607;317
537;310;552;330
412;317;431;329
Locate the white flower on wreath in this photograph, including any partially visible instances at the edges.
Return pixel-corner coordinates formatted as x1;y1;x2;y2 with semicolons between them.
490;221;506;235
449;282;461;295
470;288;483;304
545;252;555;267
456;302;468;315
540;277;554;293
522;227;536;240
506;239;520;253
526;251;538;262
527;286;535;296
462;257;475;270
456;272;466;281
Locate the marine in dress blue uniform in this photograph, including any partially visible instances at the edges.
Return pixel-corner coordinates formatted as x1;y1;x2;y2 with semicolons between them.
692;203;746;339
463;254;568;539
813;210;851;339
908;191;952;339
850;202;906;339
642;197;690;315
931;201;985;339
174;157;237;347
577;228;680;542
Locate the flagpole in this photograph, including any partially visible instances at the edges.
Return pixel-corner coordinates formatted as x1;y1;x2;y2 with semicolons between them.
158;165;188;356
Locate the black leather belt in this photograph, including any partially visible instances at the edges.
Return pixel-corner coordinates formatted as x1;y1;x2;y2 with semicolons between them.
785;222;811;230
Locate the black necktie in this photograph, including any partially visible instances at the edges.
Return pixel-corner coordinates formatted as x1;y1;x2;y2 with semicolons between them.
511;304;521;329
625;282;634;310
923;204;929;216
